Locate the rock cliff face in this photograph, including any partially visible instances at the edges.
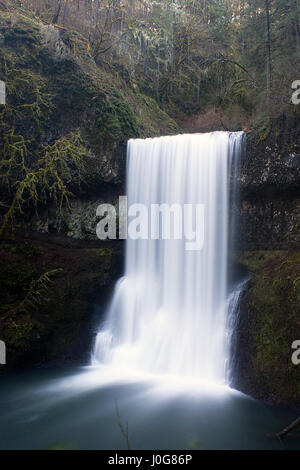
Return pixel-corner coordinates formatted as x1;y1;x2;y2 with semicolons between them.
26;130;300;249
237;132;299;250
232;131;300;408
231;251;300;409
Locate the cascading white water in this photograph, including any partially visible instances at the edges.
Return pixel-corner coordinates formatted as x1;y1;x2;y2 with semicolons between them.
93;131;245;385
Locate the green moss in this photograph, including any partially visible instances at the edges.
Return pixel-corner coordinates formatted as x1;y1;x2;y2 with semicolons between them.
131;92;180;137
237;250;300;404
87;92;139;151
4;24;40;47
89;248;113;257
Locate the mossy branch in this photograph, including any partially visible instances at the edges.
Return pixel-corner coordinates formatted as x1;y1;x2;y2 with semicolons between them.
0;131;87;238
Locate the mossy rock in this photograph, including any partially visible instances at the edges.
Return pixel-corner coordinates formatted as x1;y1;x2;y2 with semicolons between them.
233;250;300;408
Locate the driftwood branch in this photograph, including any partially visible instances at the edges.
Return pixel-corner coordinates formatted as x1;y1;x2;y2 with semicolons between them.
115;401;131;450
267;417;300;439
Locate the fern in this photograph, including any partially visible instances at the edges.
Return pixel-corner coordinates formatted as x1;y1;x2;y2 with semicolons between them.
8;268;63;317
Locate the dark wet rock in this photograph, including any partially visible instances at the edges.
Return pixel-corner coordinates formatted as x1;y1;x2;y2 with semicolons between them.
0;235;123;369
232;251;300;409
235;132;300;251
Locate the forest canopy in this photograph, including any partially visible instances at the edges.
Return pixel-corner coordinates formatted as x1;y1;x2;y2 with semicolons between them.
22;0;300;126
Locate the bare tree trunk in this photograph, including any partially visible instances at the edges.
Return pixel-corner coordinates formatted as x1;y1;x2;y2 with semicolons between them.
265;0;271;94
296;20;300;50
156;45;160;99
196;73;201;103
293;0;300;51
52;0;63;25
295;0;300;52
62;0;70;25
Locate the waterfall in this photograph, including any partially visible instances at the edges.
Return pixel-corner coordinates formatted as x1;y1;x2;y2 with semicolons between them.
93;132;245;385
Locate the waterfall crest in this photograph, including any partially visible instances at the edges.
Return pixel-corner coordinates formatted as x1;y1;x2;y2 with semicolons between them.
93;132;245;385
